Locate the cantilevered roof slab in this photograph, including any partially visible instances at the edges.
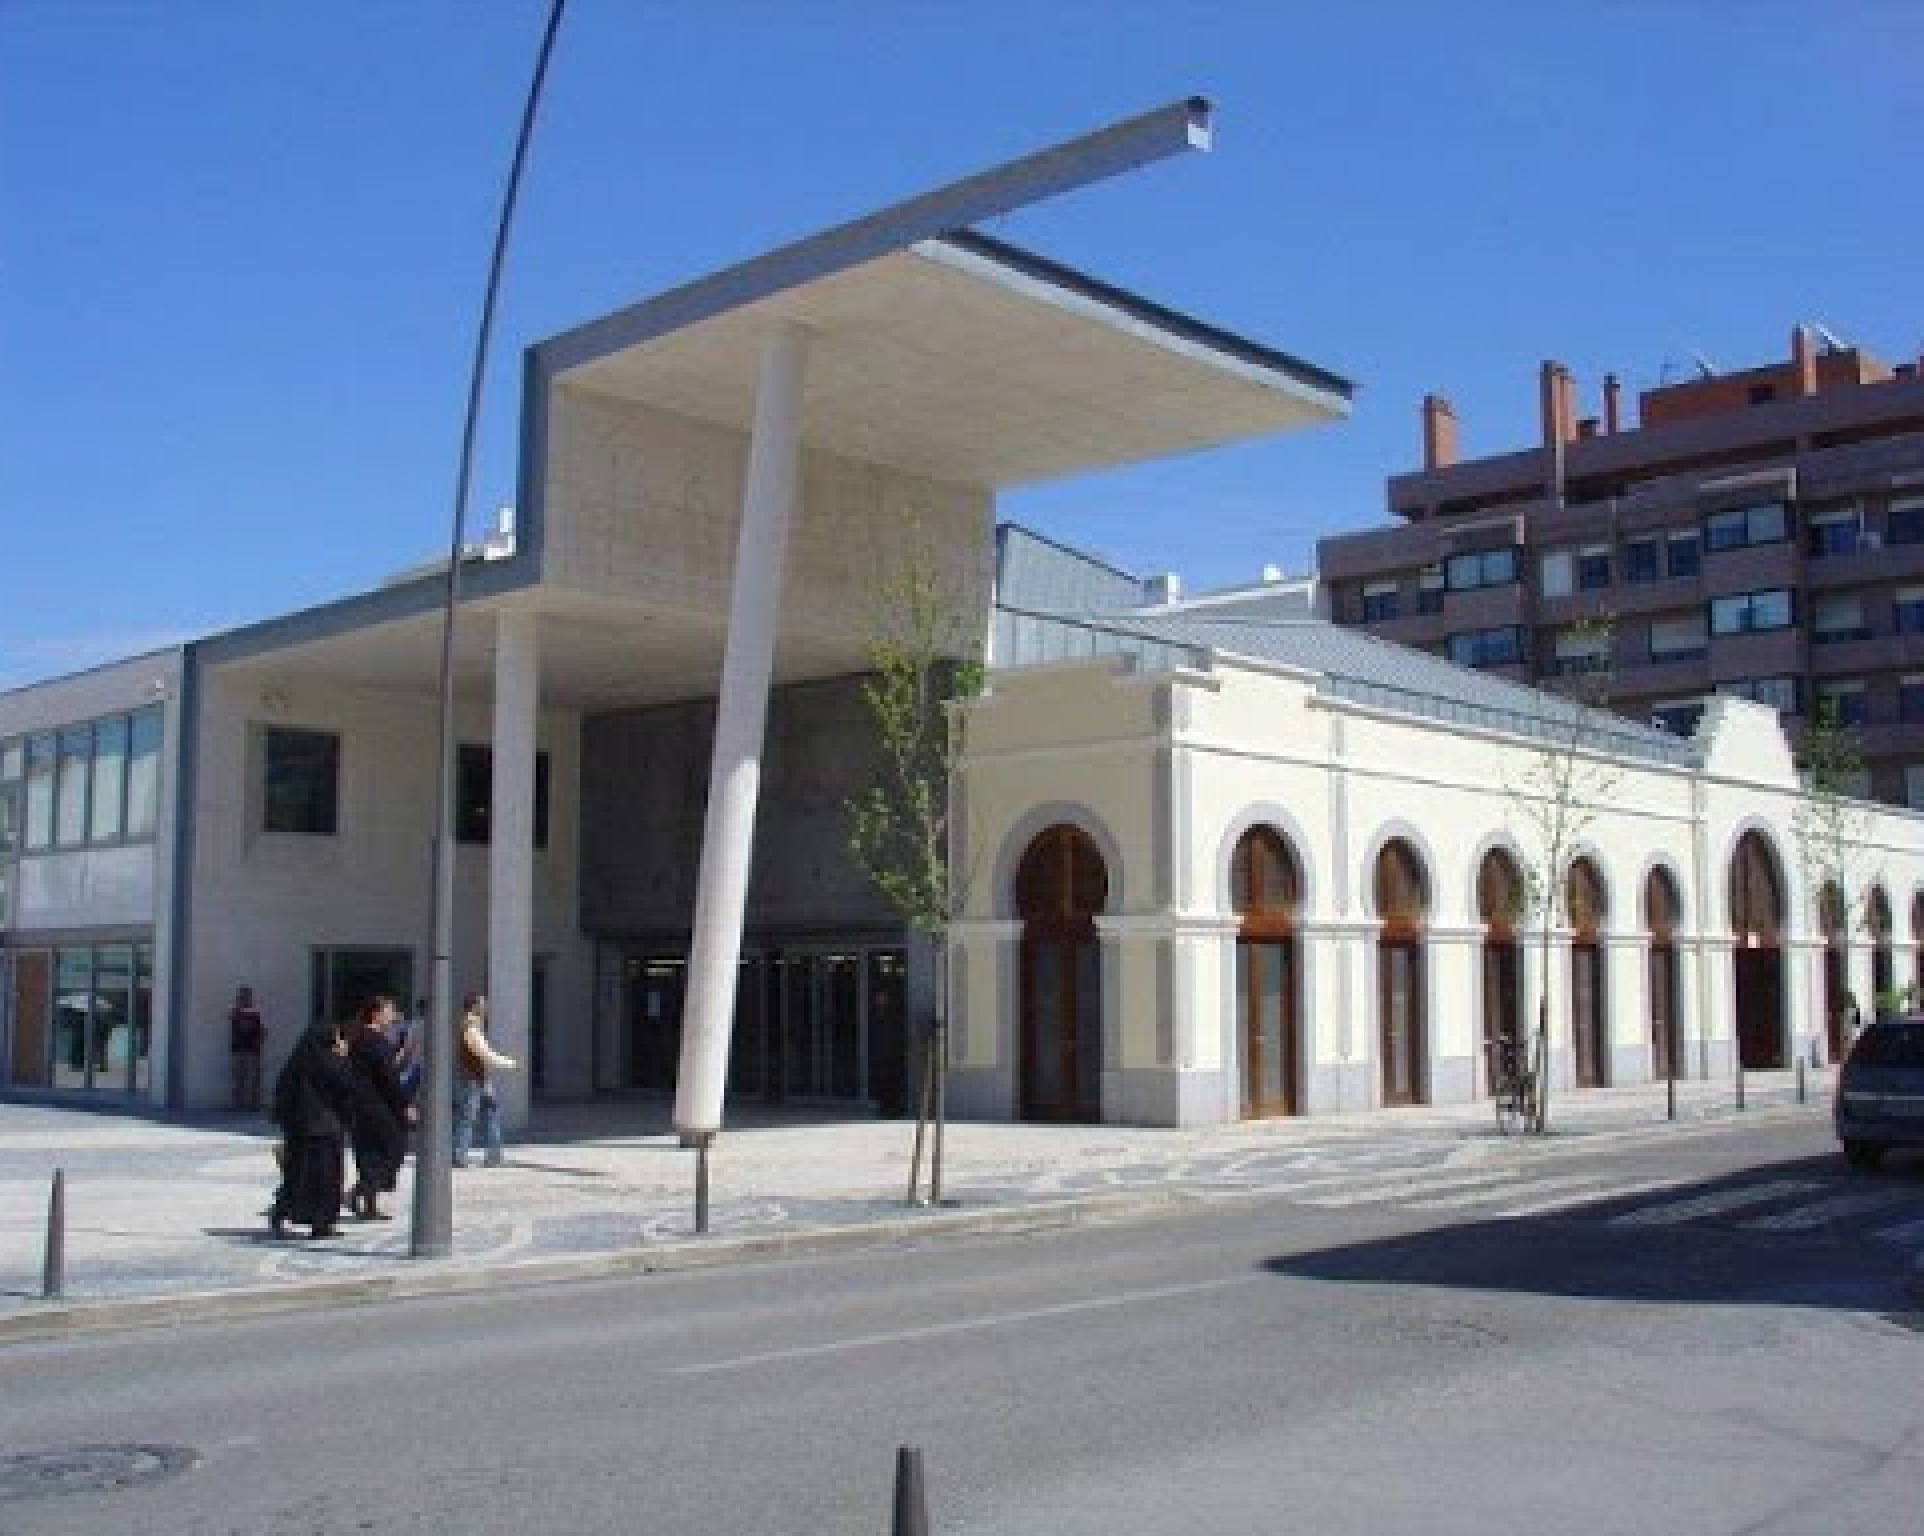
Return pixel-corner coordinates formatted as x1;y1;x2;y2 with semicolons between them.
544;229;1351;492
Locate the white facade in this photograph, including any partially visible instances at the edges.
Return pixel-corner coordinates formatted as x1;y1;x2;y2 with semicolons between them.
950;653;1924;1126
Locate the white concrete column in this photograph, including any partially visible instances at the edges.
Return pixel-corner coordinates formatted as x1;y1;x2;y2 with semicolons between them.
675;322;810;1135
488;608;540;1131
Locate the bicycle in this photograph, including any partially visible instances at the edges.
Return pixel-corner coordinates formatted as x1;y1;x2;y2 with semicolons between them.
1492;1038;1536;1135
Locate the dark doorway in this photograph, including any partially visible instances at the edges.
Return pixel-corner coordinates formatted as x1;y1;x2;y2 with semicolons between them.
1728;830;1786;1070
1646;866;1682;1080
1375;839;1429;1107
1568;858;1607;1088
1476;850;1523;1094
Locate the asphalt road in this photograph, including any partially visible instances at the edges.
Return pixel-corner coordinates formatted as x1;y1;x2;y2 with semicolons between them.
2;1118;1920;1535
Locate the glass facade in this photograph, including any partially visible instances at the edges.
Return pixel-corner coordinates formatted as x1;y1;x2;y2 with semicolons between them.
11;942;153;1095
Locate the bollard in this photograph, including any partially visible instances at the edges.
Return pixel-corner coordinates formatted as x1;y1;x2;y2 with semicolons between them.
1797;1056;1807;1104
1736;1066;1746;1112
890;1446;929;1536
1666;1071;1677;1123
681;1131;713;1236
42;1168;66;1301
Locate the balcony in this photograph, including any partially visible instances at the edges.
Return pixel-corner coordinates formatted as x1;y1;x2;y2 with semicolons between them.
1804;536;1924;590
1701;541;1797;599
1706;628;1805;681
1367;610;1447;650
1798;431;1924;500
1617;654;1712;699
1318;523;1446;583
1442;582;1527;630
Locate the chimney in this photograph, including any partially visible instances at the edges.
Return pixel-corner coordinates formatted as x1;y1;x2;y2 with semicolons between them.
1539;361;1577;447
1421;393;1459;469
1602;373;1622;434
1792;324;1817;397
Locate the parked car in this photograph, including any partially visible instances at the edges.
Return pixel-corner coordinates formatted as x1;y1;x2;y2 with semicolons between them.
1834;1012;1924;1169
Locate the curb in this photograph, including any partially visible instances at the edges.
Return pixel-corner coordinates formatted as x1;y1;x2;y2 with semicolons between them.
0;1187;1195;1346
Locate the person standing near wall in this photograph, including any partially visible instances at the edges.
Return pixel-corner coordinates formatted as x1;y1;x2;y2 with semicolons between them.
454;993;517;1168
229;985;265;1113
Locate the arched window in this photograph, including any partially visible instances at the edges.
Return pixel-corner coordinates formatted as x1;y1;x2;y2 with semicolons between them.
1374;839;1429;1106
1566;856;1608;939
1728;830;1783;945
1476;849;1525;940
1233;826;1303;1117
1231;825;1301;928
1869;884;1895;1008
1016;824;1107;1123
1646;866;1683;1079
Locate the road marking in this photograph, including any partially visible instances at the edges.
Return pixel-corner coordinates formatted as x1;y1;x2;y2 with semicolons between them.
1482;1172;1702;1220
667;1275;1259;1376
1610;1179;1821;1227
1403;1172;1605;1211
1871;1215;1924;1245
1740;1190;1914;1233
1298;1168;1526;1208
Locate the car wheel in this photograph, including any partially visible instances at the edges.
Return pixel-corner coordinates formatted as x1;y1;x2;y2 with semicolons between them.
1842;1140;1885;1171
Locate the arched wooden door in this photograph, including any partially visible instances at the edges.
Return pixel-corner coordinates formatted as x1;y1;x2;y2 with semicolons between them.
1646;867;1682;1080
1568;857;1608;1088
1375;839;1429;1107
1868;885;1894;1009
1016;824;1107;1123
1476;850;1524;1095
1233;826;1302;1117
1729;830;1786;1070
1820;882;1847;1062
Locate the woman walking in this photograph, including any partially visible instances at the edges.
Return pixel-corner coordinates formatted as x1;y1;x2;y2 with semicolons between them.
269;1019;357;1239
345;994;415;1220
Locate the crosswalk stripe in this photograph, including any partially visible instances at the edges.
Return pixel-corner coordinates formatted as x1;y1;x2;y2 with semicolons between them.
1871;1215;1924;1246
1299;1168;1525;1208
1487;1172;1702;1220
1740;1191;1913;1233
1610;1178;1822;1227
1404;1172;1604;1211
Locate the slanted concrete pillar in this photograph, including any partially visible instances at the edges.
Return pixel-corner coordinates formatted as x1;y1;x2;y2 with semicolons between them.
675;322;810;1135
488;608;540;1131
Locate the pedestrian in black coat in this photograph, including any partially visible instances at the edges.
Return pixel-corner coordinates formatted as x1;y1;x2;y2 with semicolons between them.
345;995;415;1220
270;1020;357;1239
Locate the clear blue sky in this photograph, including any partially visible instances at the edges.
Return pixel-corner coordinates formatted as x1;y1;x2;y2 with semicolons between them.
3;0;1918;689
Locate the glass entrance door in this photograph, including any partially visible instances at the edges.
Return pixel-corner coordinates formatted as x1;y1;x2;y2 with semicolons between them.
779;950;864;1102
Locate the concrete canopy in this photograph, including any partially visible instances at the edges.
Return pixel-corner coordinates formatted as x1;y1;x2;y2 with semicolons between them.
544;229;1351;492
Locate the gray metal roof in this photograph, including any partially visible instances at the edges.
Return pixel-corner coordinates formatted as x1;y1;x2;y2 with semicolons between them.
992;604;1697;768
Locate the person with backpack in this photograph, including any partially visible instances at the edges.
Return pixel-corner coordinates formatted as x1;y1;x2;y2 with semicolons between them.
453;992;517;1168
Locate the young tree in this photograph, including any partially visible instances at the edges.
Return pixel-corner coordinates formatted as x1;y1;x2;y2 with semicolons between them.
1792;699;1873;1060
845;518;987;1204
1504;618;1620;1133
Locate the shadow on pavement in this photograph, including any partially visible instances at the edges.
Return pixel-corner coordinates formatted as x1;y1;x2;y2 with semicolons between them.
1263;1151;1924;1318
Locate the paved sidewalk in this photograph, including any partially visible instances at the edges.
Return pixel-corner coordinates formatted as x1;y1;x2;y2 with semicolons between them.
0;1069;1836;1338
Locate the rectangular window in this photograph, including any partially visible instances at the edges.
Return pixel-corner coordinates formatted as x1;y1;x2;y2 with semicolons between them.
88;717;128;844
1361;581;1399;623
1444;547;1520;592
1806;507;1864;558
1416;565;1444;615
1648;615;1709;663
1552;627;1611;675
1667;531;1702;579
263;726;339;836
1890;500;1924;546
1718;676;1800;715
1811;593;1869;645
54;726;90;848
1816;682;1870;729
125;708;161;841
1895;587;1924;635
0;739;20;856
1539;550;1574;599
1907;764;1924;810
24;733;55;850
1704;501;1789;552
456;744;551;849
1445;625;1525;669
1576;545;1611;592
1709;589;1793;636
1900;677;1924;725
1623;538;1661;584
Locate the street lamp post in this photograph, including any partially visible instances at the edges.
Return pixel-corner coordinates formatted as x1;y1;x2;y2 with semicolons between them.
411;0;569;1259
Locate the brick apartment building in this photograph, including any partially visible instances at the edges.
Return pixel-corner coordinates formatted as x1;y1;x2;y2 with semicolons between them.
1319;326;1924;805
